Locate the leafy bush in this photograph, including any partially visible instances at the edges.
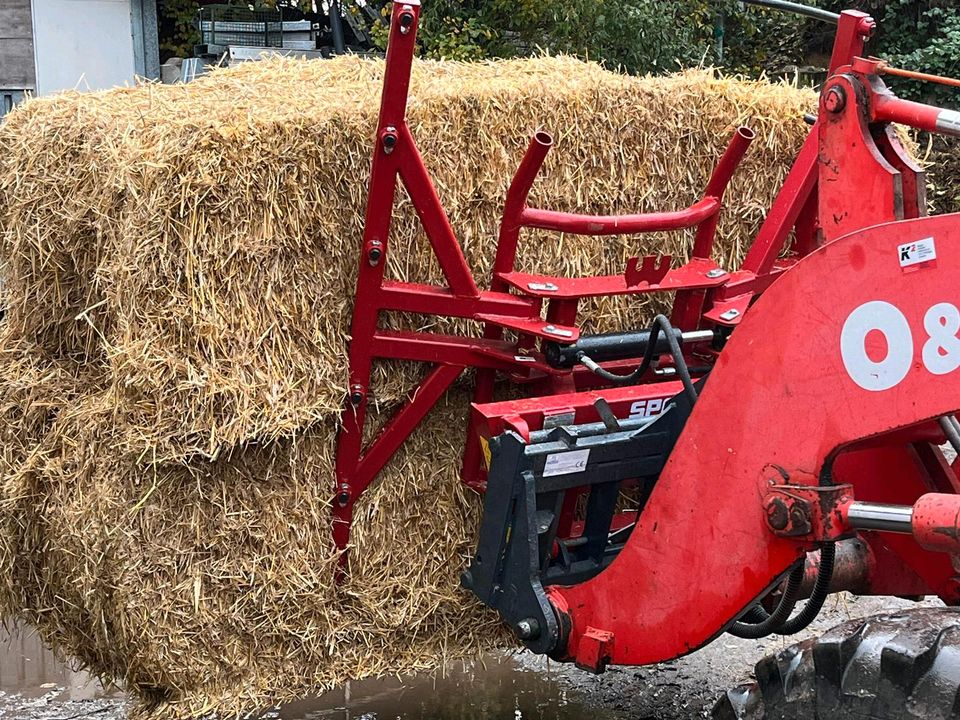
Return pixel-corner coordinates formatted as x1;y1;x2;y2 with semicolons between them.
157;0;200;60
816;0;960;104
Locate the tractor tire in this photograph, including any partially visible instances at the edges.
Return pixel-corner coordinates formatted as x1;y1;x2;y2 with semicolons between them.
712;607;960;720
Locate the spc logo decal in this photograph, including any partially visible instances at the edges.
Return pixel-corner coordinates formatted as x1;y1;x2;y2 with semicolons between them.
627;397;668;420
841;300;960;391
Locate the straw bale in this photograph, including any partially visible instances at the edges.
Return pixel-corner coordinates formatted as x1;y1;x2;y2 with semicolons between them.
0;56;821;718
12;383;501;719
0;331;104;618
0;57;815;462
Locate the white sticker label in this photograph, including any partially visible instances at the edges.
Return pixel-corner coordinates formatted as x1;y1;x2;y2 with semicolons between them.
898;236;936;268
543;449;590;477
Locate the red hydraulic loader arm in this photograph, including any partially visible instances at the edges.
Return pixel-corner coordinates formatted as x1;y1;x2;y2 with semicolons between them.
338;0;960;676
476;17;960;668
550;213;960;667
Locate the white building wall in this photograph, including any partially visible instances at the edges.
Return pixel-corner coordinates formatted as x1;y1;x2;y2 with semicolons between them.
32;0;137;95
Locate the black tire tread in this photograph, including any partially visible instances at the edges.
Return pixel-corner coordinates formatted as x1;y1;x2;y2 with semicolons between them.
712;607;960;720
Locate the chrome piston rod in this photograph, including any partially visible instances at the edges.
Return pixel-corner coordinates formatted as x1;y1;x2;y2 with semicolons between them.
847;501;913;533
847;494;960;555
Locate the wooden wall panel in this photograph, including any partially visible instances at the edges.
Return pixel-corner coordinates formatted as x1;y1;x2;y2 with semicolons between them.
0;0;36;89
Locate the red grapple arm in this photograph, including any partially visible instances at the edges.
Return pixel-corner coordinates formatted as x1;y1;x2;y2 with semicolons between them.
550;213;960;668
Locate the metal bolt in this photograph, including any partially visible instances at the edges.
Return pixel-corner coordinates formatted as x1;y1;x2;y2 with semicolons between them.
719;309;740;322
767;499;789;531
515;617;540;640
790;503;812;534
825;86;846;113
398;7;415;34
349;386;365;406
337;485;351;507
543;325;574;338
382;127;398;154
706;268;727;279
368;239;383;266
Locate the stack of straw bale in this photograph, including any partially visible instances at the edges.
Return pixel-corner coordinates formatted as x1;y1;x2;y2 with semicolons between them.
0;54;815;718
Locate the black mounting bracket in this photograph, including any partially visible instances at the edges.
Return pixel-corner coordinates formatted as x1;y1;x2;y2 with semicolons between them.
461;387;696;656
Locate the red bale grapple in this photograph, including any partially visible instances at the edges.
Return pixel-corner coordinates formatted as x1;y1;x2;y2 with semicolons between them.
337;2;960;715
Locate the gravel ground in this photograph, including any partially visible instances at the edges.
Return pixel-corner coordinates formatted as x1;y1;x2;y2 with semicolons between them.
517;594;943;719
0;594;941;719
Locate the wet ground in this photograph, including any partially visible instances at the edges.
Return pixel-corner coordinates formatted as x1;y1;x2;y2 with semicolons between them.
0;594;940;720
0;625;125;719
518;594;941;719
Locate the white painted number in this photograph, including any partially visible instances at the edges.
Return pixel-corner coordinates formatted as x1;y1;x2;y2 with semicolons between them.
922;303;960;376
840;301;913;391
841;301;960;391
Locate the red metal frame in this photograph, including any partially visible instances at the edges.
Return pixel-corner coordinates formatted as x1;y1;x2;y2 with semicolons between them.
551;213;960;668
335;0;765;549
336;0;960;672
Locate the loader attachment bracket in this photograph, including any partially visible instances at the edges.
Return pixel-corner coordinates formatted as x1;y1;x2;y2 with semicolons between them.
462;389;695;654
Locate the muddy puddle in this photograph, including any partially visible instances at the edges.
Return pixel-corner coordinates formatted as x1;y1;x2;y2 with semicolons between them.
0;624;621;720
275;657;622;719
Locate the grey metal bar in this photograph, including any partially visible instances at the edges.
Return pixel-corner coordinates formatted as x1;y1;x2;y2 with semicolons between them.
739;0;840;24
939;416;960;456
847;501;913;533
131;0;146;78
329;0;346;53
681;329;716;344
528;415;657;444
797;538;872;597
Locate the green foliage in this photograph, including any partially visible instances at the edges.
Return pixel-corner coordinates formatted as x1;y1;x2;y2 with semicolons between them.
418;11;496;61
159;0;960;108
370;0;752;74
721;7;809;76
157;0;200;60
543;0;721;74
817;0;960;105
364;0;824;79
878;3;960;104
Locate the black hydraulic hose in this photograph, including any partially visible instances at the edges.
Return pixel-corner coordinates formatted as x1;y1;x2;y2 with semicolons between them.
736;543;838;636
776;542;836;634
578;315;699;405
939;416;960;456
729;465;838;638
727;564;805;639
739;0;840;24
773;462;839;634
